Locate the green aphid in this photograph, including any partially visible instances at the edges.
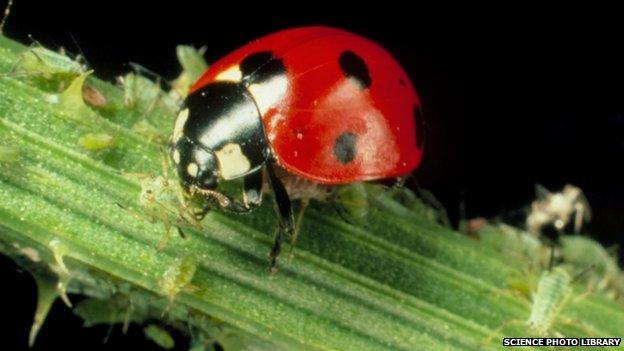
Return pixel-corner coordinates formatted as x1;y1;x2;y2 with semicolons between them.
144;324;175;350
560;235;622;298
177;45;207;80
333;183;369;224
389;186;451;227
477;223;548;268
119;72;178;114
159;255;197;304
78;133;115;151
13;46;85;91
132;119;167;143
170;45;208;98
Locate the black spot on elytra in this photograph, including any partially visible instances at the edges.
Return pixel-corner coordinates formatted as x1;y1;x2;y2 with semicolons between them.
239;51;286;85
414;105;425;149
338;51;371;89
333;132;358;164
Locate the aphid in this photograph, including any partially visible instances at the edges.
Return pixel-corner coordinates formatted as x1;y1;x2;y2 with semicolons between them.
118;68;178;114
170;45;208;98
78;133;115;151
132;119;168;143
487;263;597;343
560;235;622;298
144;324;175;350
121;170;203;250
526;266;573;336
170;26;423;271
475;223;549;269
81;84;108;108
8;44;86;91
158;255;197;306
526;184;591;235
462;217;488;237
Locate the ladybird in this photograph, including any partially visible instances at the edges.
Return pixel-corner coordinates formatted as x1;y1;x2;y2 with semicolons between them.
170;26;424;271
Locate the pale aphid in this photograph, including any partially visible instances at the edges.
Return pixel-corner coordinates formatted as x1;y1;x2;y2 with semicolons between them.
120;153;204;250
486;261;597;344
527;266;573;335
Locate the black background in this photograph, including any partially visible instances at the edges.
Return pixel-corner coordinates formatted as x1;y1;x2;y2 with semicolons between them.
1;1;623;350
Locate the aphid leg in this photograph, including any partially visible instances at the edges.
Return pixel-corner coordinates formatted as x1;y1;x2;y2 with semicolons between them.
266;164;295;273
117;202;176;251
487;285;532;308
558;317;597;337
122;297;135;334
193;171;263;214
159;146;192;221
116;202;155;223
573;202;585;233
176;226;187;239
156;215;173;251
127;62;171;114
482;319;524;345
288;198;310;261
569;269;596;304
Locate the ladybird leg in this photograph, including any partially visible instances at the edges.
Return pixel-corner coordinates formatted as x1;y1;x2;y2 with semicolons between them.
288;198;310;260
266;164;295;273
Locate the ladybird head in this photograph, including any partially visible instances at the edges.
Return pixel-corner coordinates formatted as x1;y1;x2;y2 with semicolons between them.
170;81;271;192
171;137;218;190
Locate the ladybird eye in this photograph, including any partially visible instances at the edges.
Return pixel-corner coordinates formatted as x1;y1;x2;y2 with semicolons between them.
197;168;218;190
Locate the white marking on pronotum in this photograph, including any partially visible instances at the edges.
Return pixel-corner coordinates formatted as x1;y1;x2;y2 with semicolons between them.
214;143;250;180
215;65;243;82
186;162;199;178
172;108;189;142
172;149;181;165
247;74;288;115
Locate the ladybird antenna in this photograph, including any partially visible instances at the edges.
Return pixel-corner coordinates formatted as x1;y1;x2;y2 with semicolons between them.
0;0;13;34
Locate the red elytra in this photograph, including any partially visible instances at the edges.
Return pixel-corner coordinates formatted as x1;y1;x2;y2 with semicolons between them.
190;26;423;184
